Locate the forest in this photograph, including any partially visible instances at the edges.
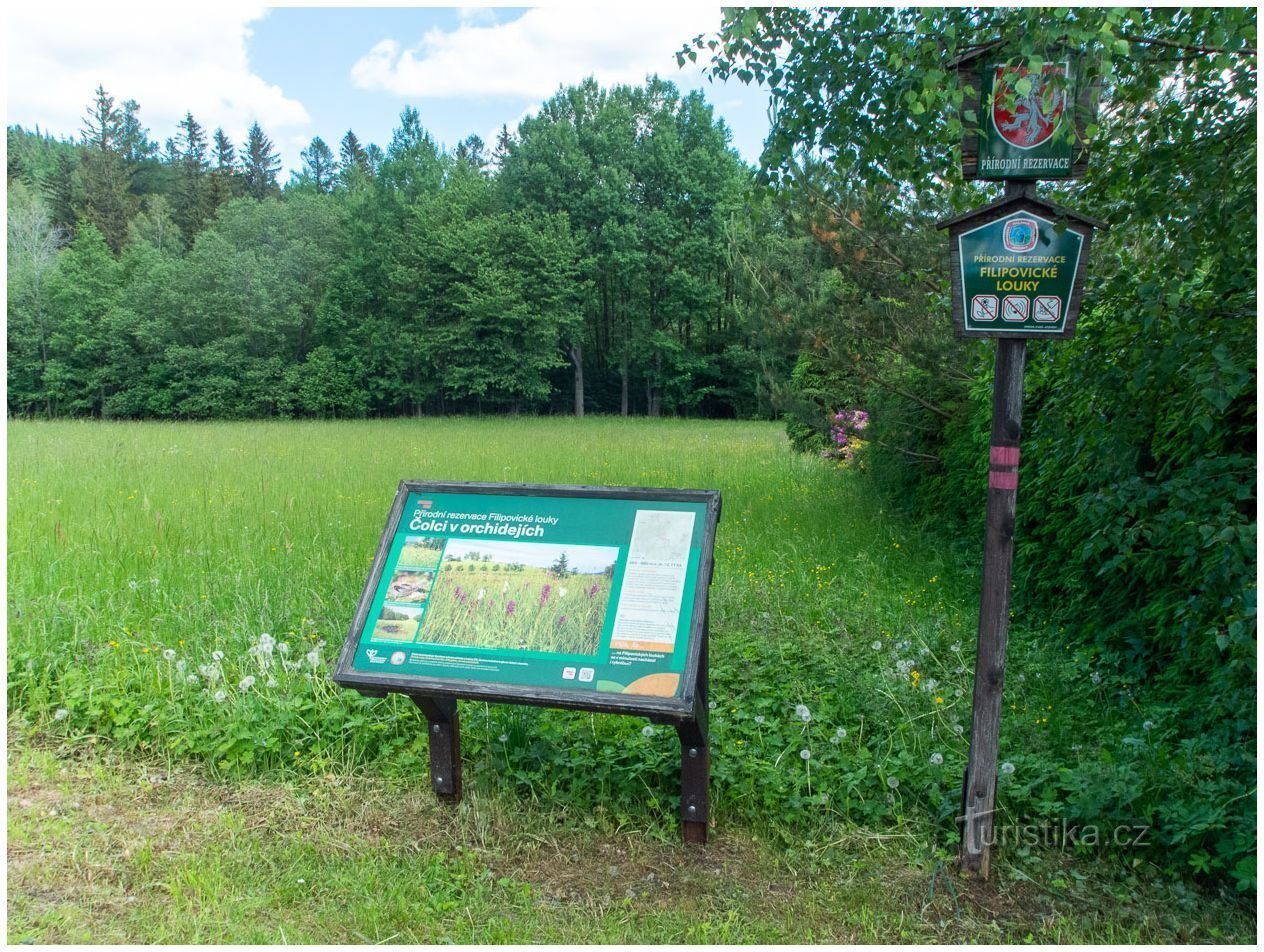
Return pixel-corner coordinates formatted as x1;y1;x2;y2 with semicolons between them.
8;78;789;419
6;6;1257;891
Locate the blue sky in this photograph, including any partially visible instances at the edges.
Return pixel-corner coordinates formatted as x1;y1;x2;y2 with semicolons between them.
8;4;775;176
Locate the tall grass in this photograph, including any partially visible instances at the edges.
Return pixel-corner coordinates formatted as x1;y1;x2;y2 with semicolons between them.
8;418;1164;874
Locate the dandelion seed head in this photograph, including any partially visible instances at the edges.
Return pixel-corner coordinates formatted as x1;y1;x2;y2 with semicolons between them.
162;648;176;661
642;725;655;737
239;676;256;690
754;715;765;725
795;704;811;723
278;642;290;655
871;640;883;651
212;650;224;662
1090;671;1102;685
929;752;944;765
499;733;509;743
1001;761;1016;775
186;674;199;685
175;659;186;673
306;649;320;668
213;690;227;703
800;748;811;760
1143;720;1154;732
887;776;900;789
53;708;69;721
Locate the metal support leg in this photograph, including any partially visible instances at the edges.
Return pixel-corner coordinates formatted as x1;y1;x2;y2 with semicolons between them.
677;626;709;844
411;695;462;803
677;719;709;843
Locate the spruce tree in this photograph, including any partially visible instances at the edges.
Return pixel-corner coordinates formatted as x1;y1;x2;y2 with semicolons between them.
173;111;210;243
240;121;280;200
77;85;135;253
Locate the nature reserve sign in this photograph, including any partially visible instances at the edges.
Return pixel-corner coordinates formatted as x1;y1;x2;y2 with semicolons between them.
940;190;1104;340
954;45;1097;181
977;60;1074;178
334;481;720;842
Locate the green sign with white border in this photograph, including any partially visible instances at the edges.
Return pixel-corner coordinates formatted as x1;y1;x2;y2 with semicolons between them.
959;209;1084;335
334;482;717;713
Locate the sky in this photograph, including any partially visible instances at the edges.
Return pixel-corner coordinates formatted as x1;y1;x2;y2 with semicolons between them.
6;2;777;177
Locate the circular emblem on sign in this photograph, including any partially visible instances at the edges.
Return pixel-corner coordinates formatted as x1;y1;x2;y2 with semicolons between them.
992;64;1067;150
390;651;406;665
1002;218;1039;253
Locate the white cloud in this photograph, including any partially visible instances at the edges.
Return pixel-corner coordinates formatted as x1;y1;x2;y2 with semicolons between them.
351;6;720;101
7;3;309;155
456;6;499;28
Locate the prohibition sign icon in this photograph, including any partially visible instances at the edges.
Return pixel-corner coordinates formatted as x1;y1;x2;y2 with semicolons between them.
971;295;999;322
1001;295;1029;322
1033;295;1062;322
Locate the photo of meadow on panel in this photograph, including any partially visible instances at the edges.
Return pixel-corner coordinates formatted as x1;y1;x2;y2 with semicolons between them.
397;536;445;570
370;604;423;642
419;540;619;655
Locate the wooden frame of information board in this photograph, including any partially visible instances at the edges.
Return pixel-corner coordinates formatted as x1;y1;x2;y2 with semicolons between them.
333;481;721;843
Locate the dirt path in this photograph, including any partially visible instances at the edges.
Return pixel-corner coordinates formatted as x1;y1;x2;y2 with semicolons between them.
7;742;1251;944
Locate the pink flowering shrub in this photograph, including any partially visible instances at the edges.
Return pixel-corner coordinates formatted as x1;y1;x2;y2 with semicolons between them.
820;408;870;464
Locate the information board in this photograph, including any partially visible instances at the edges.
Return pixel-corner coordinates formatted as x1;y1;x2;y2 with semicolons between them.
334;482;719;719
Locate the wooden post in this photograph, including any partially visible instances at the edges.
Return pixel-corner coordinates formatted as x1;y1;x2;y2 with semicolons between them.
412;695;462;803
958;328;1027;877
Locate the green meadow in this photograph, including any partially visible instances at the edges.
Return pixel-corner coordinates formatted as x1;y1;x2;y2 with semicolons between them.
6;419;1253;942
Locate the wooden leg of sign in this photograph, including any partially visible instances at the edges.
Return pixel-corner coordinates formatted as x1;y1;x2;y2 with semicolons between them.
411;695;462;803
958;337;1026;878
678;625;710;844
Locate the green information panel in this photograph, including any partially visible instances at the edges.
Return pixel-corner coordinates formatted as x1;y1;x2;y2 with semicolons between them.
334;482;719;717
977;60;1074;179
958;209;1084;336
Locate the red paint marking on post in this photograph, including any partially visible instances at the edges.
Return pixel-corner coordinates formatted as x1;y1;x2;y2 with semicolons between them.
989;470;1019;490
989;446;1020;466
